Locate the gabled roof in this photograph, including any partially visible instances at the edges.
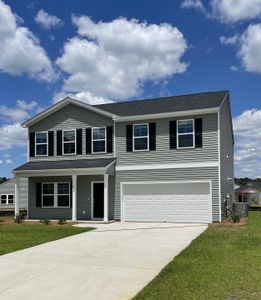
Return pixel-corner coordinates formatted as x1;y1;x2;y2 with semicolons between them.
95;90;228;117
22;97;117;128
22;90;229;127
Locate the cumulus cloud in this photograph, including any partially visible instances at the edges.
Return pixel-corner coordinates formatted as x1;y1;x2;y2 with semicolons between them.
0;100;39;122
0;0;55;81
0;123;27;151
233;109;261;178
56;16;188;103
35;9;62;29
5;159;13;164
53;91;112;105
181;0;205;12
219;35;238;45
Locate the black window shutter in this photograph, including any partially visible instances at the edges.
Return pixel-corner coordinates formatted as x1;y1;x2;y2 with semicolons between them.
149;123;156;151
76;129;83;155
29;132;35;157
86;128;92;154
36;182;42;207
195;118;203;148
126;125;133;152
48;131;54;156
70;181;72;208
169;121;177;149
57;130;62;156
107;126;113;153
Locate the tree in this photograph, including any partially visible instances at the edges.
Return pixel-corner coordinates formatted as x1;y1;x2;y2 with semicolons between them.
0;177;8;184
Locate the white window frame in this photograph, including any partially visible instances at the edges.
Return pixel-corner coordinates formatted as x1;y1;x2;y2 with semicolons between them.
133;123;149;152
0;194;14;205
42;182;70;208
35;131;48;157
92;127;107;154
62;129;76;155
177;119;195;149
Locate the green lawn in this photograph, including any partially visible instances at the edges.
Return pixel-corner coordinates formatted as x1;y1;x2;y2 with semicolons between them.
135;212;261;300
0;218;93;256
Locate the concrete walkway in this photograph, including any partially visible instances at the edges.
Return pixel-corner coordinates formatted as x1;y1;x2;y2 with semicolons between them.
0;222;207;300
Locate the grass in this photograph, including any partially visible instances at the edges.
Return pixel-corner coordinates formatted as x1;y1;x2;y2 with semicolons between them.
0;217;93;256
134;212;261;300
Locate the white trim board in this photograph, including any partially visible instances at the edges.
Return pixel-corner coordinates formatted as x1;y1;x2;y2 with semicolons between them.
116;161;219;171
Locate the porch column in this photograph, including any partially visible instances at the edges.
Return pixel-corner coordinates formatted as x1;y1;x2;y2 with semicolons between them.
104;174;109;222
72;175;77;221
14;175;20;216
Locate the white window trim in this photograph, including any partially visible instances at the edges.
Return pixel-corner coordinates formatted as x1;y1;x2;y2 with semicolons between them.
92;127;107;154
62;129;76;156
42;182;70;208
0;194;14;205
35;131;48;157
177;119;195;149
133;123;149;152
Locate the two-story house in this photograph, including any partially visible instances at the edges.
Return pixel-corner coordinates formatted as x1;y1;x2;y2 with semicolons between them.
13;90;234;223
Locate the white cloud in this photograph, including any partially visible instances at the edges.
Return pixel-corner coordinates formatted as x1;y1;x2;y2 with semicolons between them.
0;123;27;151
0;160;3;164
181;0;205;12
0;0;55;81
53;91;112;105
211;0;261;23
35;9;62;29
5;159;13;164
230;65;239;71
0;99;39;122
219;35;238;45
233;109;261;178
56;16;188;102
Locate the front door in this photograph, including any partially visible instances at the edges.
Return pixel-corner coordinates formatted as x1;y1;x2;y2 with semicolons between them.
93;182;104;219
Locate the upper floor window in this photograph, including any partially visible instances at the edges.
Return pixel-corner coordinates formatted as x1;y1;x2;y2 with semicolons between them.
63;130;76;155
92;127;106;153
133;123;149;151
1;194;14;204
35;132;48;156
177;119;195;148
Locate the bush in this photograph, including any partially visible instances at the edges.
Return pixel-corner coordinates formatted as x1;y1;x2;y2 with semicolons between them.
229;210;241;223
14;211;26;223
40;217;51;225
58;218;67;225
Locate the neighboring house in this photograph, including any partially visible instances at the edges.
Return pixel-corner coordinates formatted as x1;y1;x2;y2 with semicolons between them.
13;90;234;223
0;178;28;211
235;182;261;206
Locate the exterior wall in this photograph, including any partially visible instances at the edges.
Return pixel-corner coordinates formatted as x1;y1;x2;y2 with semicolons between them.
0;178;28;210
29;103;114;161
115;167;220;222
28;175;115;220
219;97;234;219
115;113;218;166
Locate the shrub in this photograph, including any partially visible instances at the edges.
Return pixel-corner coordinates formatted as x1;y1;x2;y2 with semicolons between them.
14;211;26;223
40;217;51;225
58;218;67;225
229;210;241;223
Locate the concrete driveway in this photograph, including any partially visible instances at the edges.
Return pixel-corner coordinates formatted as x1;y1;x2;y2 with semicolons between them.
0;222;207;300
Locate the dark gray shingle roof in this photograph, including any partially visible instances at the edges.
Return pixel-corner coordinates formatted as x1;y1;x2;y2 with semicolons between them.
14;158;115;172
95;90;228;117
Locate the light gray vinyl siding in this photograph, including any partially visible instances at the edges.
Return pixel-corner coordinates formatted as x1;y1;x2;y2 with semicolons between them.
28;175;115;220
115;113;218;166
29;103;114;161
115;167;219;222
0;178;28;210
219;97;234;219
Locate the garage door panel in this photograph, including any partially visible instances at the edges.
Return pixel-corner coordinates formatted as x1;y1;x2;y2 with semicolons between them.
122;181;212;223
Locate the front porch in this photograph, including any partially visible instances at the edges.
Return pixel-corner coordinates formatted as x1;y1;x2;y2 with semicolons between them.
13;158;115;222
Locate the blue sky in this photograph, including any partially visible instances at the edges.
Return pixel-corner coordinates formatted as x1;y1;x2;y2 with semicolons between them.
0;0;260;178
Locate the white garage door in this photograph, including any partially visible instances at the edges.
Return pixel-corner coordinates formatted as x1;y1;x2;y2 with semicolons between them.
122;181;212;223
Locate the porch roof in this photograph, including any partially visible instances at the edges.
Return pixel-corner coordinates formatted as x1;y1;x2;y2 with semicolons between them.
13;158;115;174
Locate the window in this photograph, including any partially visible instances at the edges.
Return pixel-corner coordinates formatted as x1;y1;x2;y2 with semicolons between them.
35;132;48;156
42;182;70;208
1;194;14;204
63;130;76;155
92;127;106;153
177;119;195;148
133;123;149;151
